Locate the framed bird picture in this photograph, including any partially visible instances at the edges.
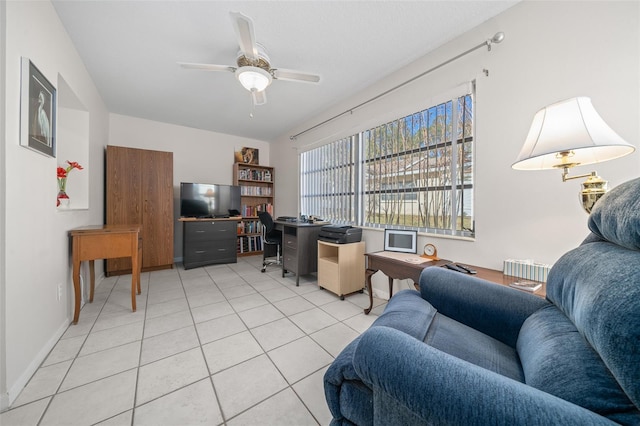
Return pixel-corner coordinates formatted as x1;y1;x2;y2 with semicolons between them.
20;57;56;157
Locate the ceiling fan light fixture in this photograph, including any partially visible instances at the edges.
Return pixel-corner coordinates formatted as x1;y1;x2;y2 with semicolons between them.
236;66;272;92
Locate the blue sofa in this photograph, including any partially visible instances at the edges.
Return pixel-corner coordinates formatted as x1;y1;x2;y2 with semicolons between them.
324;177;640;425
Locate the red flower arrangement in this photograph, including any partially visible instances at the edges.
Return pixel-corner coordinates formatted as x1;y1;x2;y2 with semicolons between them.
57;161;83;206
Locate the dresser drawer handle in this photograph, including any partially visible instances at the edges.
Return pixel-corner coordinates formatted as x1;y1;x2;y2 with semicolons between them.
196;230;206;233
195;250;206;254
217;248;227;252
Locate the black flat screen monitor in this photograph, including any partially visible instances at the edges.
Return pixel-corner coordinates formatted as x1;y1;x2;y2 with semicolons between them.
180;183;241;218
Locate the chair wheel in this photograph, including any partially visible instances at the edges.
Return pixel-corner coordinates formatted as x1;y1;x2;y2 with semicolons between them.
261;268;266;273
340;295;345;301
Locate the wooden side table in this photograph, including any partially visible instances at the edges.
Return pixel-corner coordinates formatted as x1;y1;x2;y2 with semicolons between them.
363;252;546;315
69;225;142;324
472;264;546;298
364;251;450;314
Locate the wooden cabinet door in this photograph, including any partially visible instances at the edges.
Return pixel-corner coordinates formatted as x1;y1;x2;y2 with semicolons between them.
141;149;174;268
106;146;174;274
106;146;142;274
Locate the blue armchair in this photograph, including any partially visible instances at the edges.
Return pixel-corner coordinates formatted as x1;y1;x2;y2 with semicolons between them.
324;177;640;425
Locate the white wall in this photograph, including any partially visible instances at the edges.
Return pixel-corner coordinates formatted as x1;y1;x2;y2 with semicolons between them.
108;114;271;260
272;1;639;297
1;1;109;408
0;0;8;412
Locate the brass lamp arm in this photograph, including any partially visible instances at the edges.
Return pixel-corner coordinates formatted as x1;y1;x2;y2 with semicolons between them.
561;167;598;182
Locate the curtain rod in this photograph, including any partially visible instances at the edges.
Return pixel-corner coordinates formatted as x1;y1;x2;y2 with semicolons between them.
289;32;505;141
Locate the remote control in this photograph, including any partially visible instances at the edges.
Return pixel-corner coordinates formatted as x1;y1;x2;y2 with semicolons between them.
444;263;468;273
456;264;477;274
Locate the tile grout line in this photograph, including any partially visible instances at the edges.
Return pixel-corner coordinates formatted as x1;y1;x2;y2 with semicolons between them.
34;274;124;426
184;265;228;425
3;257;386;425
129;269;152;426
210;261;321;425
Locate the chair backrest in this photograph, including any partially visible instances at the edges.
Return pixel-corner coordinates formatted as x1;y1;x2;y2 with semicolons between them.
257;211;275;234
542;177;640;418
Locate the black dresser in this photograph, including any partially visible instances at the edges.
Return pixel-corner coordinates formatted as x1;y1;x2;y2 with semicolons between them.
182;219;239;269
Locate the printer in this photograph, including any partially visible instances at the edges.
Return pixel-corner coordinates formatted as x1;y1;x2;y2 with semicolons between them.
318;225;363;244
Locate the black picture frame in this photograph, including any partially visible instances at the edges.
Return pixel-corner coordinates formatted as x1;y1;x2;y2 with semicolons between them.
20;57;56;157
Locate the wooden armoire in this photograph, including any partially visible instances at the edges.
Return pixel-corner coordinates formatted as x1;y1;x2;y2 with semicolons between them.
105;145;174;275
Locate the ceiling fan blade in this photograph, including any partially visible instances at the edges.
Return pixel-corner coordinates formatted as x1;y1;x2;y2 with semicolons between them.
252;90;267;106
230;12;258;61
178;62;235;72
272;68;321;84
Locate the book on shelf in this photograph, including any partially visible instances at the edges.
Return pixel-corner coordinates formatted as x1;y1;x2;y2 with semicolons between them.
509;280;542;292
237;168;272;182
240;186;273;196
241;203;273;217
237;219;261;234
237;235;263;253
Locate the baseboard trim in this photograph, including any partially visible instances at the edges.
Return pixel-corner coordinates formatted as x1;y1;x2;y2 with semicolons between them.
6;319;69;408
0;392;9;412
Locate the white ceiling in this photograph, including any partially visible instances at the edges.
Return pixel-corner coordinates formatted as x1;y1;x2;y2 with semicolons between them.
52;1;518;142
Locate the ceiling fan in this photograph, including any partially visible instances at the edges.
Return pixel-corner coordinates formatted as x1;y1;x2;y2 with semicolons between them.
179;12;321;107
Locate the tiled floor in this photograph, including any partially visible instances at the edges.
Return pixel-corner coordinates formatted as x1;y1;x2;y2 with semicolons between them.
1;256;387;425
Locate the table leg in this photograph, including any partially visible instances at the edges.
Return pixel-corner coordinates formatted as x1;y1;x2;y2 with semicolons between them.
89;260;95;303
388;276;394;299
130;234;139;313
72;238;81;324
364;268;377;315
136;236;142;295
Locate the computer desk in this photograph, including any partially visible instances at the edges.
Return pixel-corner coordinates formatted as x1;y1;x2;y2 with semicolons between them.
274;220;324;286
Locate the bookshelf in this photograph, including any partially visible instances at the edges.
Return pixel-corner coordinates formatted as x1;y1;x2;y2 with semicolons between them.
233;163;274;257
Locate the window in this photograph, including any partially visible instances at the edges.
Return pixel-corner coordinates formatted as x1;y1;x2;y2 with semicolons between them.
300;85;474;237
300;136;356;224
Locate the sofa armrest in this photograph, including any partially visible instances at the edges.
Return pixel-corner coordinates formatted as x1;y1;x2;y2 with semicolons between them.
419;267;549;347
354;327;617;425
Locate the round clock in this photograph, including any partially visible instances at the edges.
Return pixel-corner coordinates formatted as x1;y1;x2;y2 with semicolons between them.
422;243;439;259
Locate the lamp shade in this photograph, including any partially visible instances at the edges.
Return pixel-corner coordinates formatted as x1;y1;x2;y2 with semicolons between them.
235;66;272;92
512;97;635;170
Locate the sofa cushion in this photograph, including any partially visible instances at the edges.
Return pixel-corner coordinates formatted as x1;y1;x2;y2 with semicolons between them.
425;313;524;382
518;305;640;424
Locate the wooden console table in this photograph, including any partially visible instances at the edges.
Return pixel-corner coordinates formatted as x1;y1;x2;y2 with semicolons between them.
364;251;546;314
69;225;142;324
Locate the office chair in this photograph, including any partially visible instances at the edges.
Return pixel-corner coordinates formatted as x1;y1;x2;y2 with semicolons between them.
257;211;282;273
